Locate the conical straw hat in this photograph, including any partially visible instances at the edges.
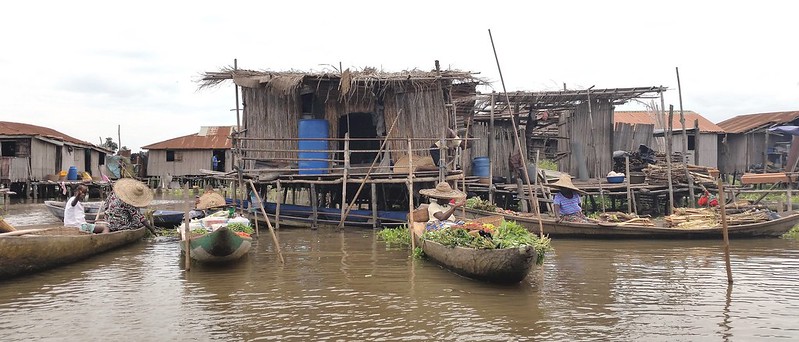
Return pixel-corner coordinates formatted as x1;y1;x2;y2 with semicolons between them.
112;178;153;207
196;191;226;210
545;174;585;194
419;182;466;199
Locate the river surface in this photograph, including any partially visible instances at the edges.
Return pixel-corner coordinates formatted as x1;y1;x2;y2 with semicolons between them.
2;198;799;341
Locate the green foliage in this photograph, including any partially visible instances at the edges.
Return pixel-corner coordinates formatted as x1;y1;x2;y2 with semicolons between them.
413;247;425;259
101;137;118;152
538;159;558;171
465;197;497;212
376;225;411;246
156;228;180;237
226;223;254;234
782;223;799;239
191;228;207;235
421;219;553;265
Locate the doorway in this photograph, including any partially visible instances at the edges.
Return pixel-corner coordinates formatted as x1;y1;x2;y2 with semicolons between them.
212;150;226;172
84;149;92;175
338;113;380;166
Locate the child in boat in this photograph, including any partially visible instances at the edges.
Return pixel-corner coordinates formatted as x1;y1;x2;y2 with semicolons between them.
420;182;466;230
64;184;109;233
547;175;589;223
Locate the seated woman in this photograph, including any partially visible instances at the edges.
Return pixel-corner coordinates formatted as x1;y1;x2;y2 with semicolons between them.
419;182;466;230
546;175;589;223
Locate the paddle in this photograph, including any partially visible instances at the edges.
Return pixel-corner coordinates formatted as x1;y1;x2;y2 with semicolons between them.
0;228;52;237
0;217;16;233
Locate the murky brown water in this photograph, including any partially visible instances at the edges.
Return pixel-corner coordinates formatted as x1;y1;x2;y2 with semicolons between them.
2;198;799;341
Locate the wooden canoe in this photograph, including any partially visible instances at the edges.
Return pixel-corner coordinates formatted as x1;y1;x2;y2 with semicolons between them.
179;227;252;263
465;208;799;239
411;222;537;284
45;200;186;228
0;226;147;279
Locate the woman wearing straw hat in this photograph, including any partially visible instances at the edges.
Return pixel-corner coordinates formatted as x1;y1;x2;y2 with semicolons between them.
192;191;227;218
546;174;589;223
419;181;467;230
99;178;156;234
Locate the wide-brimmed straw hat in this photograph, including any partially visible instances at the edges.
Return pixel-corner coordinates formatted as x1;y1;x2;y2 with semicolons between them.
546;175;585;194
196;191;226;210
113;178;153;208
419;182;466;200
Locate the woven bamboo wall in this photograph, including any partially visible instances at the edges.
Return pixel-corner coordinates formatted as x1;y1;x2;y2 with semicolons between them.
559;100;614;178
470;121;527;180
383;84;449;162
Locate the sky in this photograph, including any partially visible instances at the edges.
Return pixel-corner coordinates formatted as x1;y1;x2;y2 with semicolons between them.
1;1;797;152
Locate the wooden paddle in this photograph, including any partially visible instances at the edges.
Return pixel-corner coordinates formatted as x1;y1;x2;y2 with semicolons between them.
0;228;52;237
0;217;16;233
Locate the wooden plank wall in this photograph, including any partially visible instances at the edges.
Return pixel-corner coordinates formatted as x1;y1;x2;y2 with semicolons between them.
470;121;526;180
613;123;654;152
146;149;214;177
560;101;613;178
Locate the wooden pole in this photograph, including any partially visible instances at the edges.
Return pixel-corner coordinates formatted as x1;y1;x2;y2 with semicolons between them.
717;178;733;284
337;111;401;228
117;125;121;153
407;137;416;251
667;105;676;213
182;182;191;271
310;183;318;229
234;59;245;217
587;87;606;213
341;132;349;227
488;92;495;204
275;180;281;230
625;156;632;213
371;183;378;229
763;128;769;174
248;180;285;264
461;118;471;217
694;119;700;165
676;67;696;208
488;29;544;237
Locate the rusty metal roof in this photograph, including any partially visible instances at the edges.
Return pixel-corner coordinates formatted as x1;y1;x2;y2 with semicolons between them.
141;126;233;150
0;121;106;150
717;111;799;134
615;111;725;133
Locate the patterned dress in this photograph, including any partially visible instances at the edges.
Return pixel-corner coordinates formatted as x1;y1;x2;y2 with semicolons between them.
104;192;147;232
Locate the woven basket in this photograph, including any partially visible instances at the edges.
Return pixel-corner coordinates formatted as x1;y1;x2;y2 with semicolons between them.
411;204;429;222
470;215;504;227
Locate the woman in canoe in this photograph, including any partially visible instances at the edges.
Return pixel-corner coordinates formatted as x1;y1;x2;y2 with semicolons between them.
419;181;467;230
547;175;589;223
97;178;156;234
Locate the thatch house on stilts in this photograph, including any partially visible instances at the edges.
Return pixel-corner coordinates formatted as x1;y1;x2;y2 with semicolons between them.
199;64;481;228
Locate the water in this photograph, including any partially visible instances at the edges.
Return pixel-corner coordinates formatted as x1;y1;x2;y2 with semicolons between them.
2;201;799;341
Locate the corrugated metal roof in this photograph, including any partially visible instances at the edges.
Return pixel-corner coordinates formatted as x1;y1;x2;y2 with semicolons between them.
716;111;799;134
0;121;106;150
141;126;233;150
615;111;725;133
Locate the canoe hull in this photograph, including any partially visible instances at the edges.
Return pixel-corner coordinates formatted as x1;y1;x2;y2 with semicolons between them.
180;227;251;263
465;208;799;239
45;201;185;228
412;222;537;284
0;227;147;279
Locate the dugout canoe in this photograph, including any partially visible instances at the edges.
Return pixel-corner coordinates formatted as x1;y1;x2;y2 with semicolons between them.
44;200;186;228
464;208;799;239
179;226;252;263
0;226;147;279
411;222;537;284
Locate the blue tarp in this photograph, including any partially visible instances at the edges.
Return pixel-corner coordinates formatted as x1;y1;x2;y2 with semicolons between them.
768;126;799;136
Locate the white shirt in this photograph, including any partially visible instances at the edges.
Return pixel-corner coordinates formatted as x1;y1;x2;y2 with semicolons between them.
63;196;87;227
427;200;456;223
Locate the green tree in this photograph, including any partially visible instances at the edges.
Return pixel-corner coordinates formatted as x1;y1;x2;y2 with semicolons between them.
102;137;118;152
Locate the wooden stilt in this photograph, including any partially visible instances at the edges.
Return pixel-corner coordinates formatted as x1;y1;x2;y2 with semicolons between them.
666;105;676;213
371;184;378;229
625;156;633;214
182;182;191;271
248;180;284;264
310;183;318;229
275;180;282;230
717;178;733;284
407;137;415;251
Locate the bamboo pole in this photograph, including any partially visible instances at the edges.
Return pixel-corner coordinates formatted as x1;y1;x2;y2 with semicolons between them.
488;29;544;237
336;111;402;228
275;180;281;230
407;137;415;251
234;58;245;217
667;105;676;213
625;156;632;213
182;182;191;271
248;180;284;264
717;178;733;284
676;67;696;208
763;128;769;174
694;119;700;165
340;133;349;227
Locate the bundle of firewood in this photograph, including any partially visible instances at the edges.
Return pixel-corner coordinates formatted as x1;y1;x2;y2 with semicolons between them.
665;207;772;229
597;211;655;226
643;163;717;185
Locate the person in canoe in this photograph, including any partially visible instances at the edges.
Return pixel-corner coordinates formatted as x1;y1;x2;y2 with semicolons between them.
194;191;226;215
419;181;467;230
64;184;109;233
97;178;156;234
547;174;590;223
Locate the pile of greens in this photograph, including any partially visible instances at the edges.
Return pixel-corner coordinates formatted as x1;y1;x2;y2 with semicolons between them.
376;225;411;246
422;220;552;265
226;222;254;234
465;197;497;212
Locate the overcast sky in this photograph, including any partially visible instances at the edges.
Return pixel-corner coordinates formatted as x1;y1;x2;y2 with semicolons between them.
2;1;797;152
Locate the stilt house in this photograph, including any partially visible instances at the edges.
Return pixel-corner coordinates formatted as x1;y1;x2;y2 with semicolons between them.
142;126;234;178
0;121;110;185
717;110;799;174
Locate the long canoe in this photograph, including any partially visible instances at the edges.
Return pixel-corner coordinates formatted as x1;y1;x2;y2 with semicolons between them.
465;208;799;239
0;226;147;279
179;227;252;263
45;200;187;228
411;222;537;284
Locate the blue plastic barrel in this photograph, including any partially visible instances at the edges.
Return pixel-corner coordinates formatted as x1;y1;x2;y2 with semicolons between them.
298;119;330;175
67;166;79;180
472;156;490;177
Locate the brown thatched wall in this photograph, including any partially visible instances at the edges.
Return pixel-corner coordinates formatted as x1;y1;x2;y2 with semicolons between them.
242;86;302;166
383;84;449;162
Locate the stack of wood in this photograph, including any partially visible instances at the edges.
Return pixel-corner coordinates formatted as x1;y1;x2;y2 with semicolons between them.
655;152;683;164
643;163;717;185
597;211;655;226
665;207;772;229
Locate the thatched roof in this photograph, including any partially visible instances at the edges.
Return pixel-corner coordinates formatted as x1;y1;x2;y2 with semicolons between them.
460;86;668;113
199;66;483;95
